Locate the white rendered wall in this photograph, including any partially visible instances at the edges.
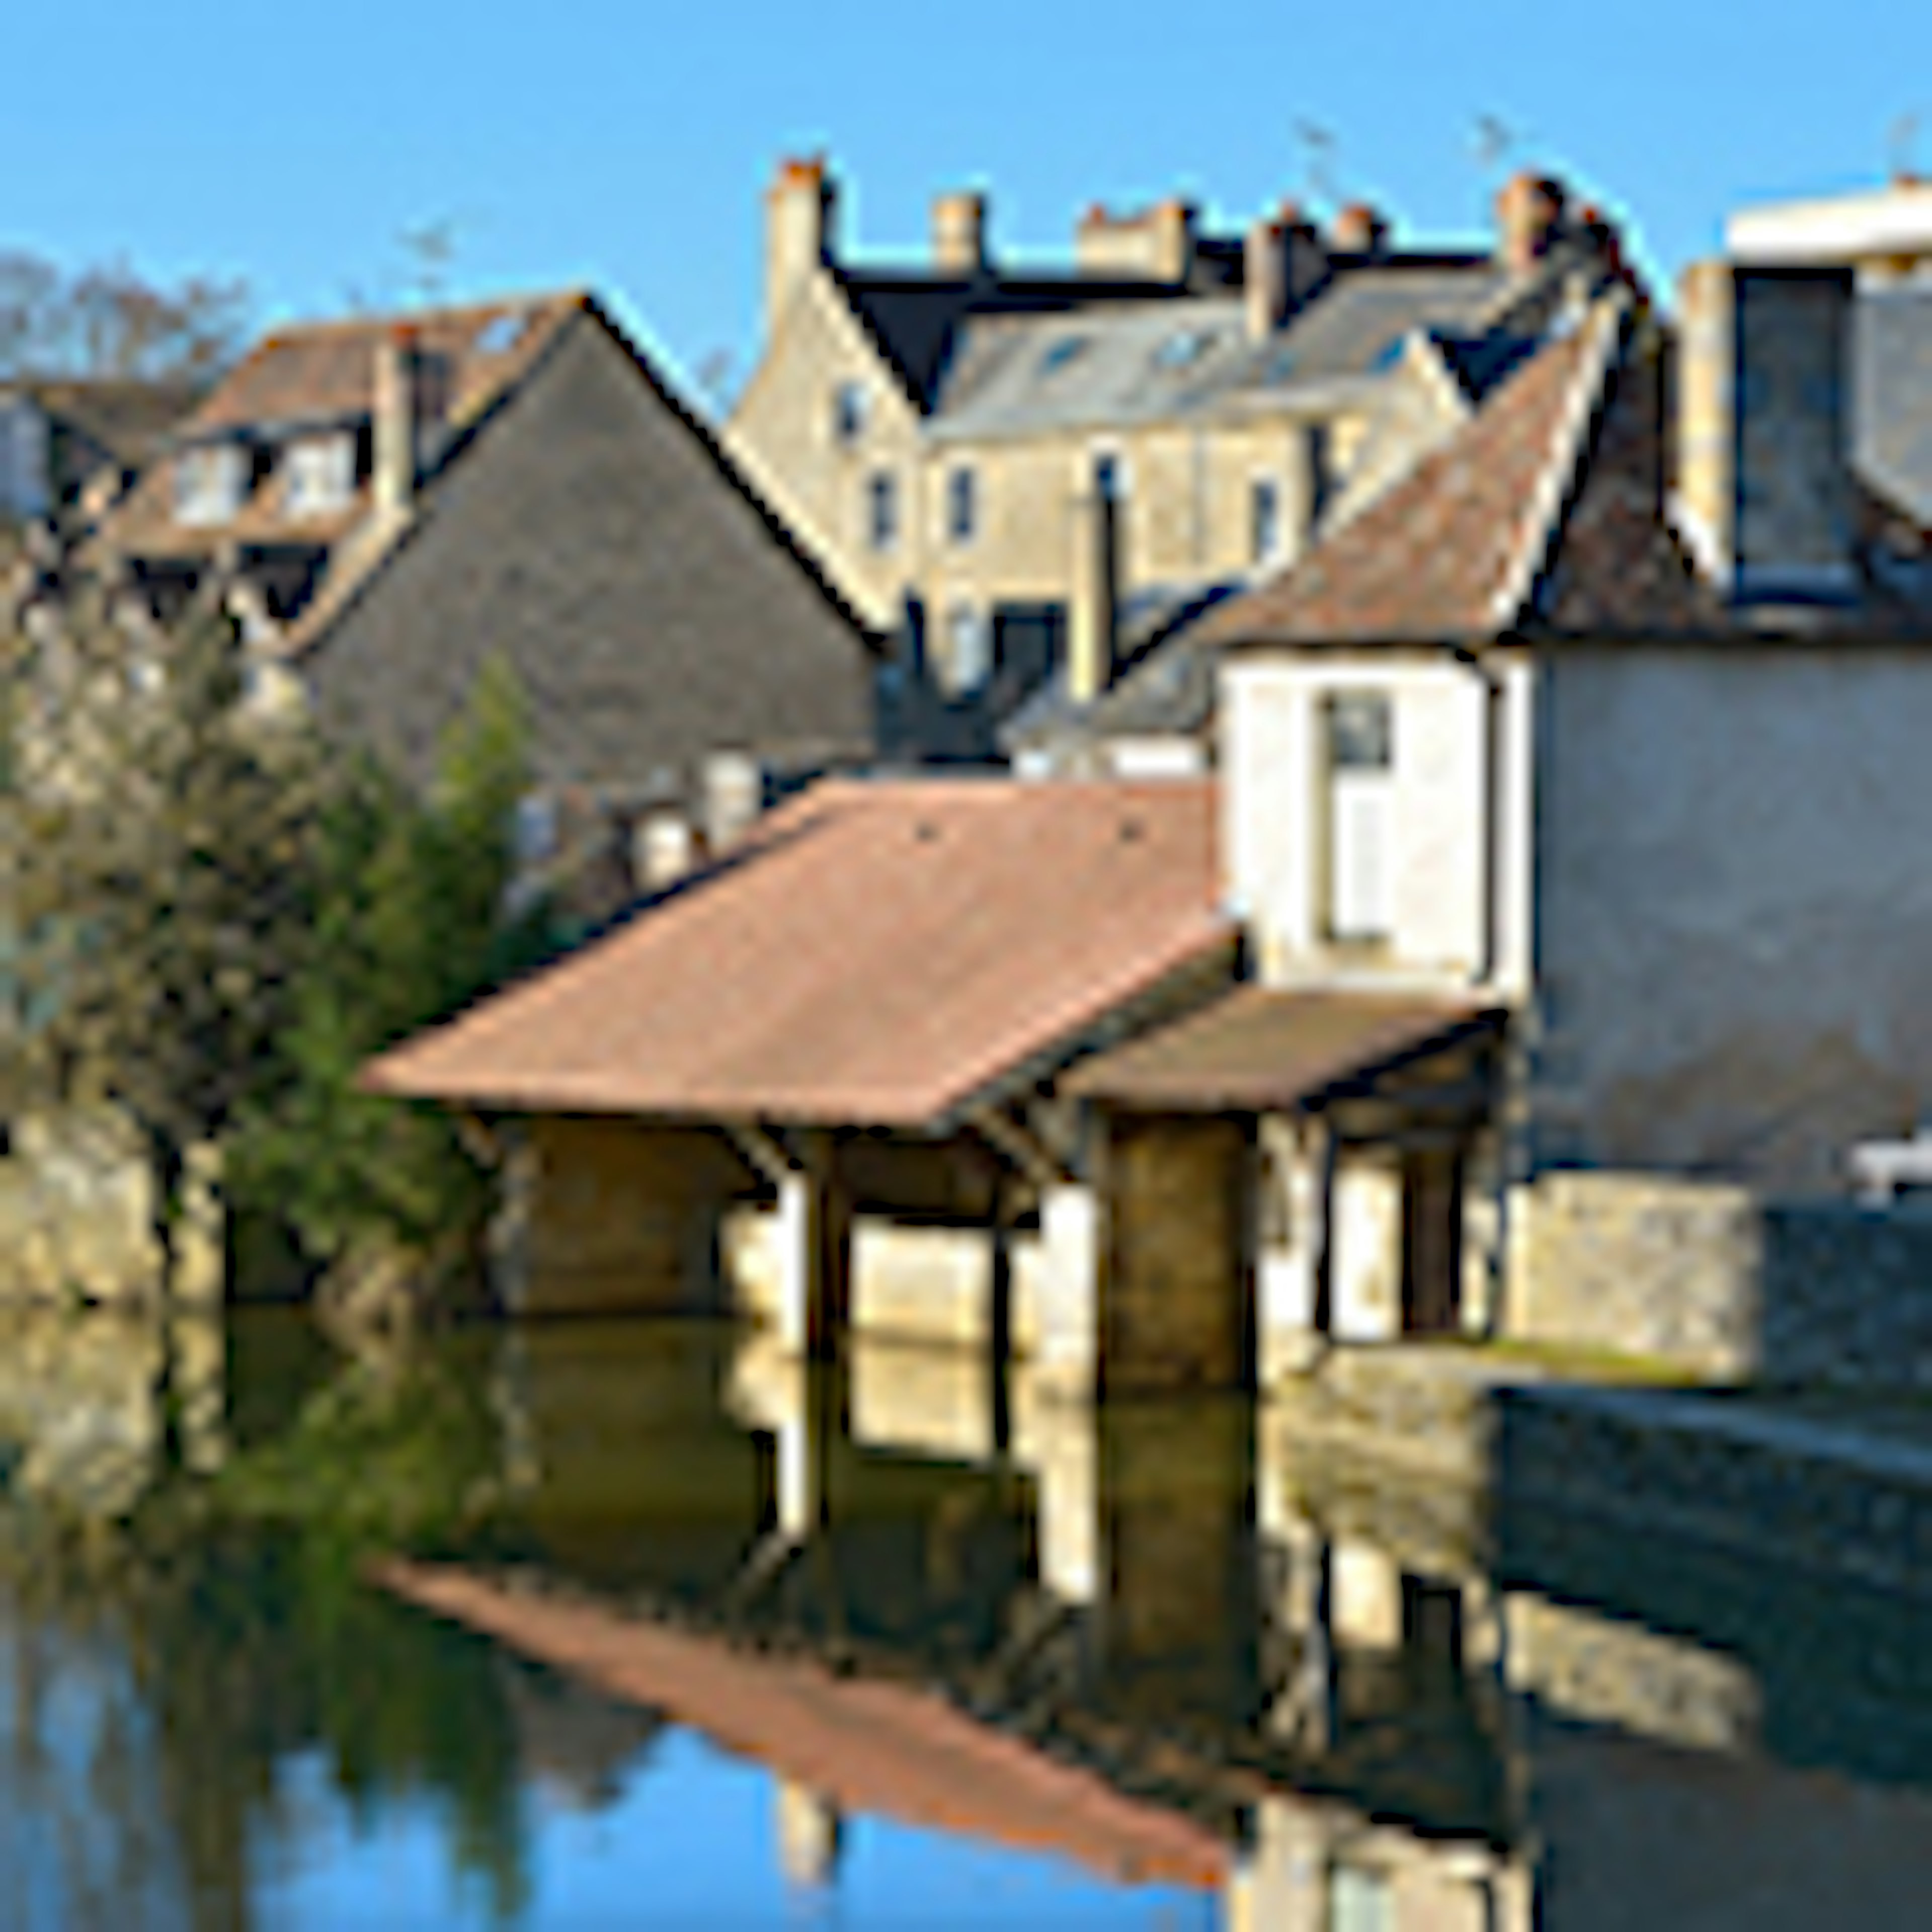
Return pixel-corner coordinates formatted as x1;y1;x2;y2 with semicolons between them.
1222;653;1506;991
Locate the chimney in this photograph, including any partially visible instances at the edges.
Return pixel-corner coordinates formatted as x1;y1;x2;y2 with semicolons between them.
1244;203;1328;341
1076;197;1197;283
765;155;838;338
1496;172;1568;273
931;190;990;277
1330;202;1390;256
1066;475;1120;705
1672;259;1857;600
373;326;417;519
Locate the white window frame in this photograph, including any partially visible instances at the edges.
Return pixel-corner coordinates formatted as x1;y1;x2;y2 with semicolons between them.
281;432;356;519
942;601;991;695
1325;689;1395;944
174;443;247;526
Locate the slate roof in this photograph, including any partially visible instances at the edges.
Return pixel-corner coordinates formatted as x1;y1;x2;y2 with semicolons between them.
835;267;1193;411
363;777;1231;1126
5;378;202;469
927;263;1518;442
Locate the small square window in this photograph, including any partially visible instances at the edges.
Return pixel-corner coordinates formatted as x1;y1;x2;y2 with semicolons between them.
867;470;898;552
947;466;977;544
1328;691;1392;771
832;380;868;446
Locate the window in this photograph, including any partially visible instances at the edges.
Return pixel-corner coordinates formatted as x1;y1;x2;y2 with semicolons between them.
1326;691;1394;943
1039;336;1089;376
943;602;991;695
866;470;898;551
1093;451;1124;503
473;309;530;356
1328;1863;1394;1932
1152;327;1212;371
173;443;247;526
832;380;868;446
1250;476;1281;565
282;433;356;518
946;465;976;544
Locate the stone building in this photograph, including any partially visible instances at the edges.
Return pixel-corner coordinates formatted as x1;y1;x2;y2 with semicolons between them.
365;184;1932;1393
727;156;1627;752
71;291;883;899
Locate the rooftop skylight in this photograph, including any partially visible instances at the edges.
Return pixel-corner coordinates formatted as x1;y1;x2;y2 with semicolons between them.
473;310;530;356
1039;336;1089;377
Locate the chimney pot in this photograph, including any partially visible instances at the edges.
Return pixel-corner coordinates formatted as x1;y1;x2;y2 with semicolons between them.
1496;171;1568;273
931;190;990;277
1331;202;1390;256
765;154;839;338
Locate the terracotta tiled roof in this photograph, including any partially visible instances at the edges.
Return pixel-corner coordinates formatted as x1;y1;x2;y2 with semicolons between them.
1063;986;1499;1112
378;1561;1228;1889
364;777;1232;1126
1187;296;1628;649
186;290;583;436
98;291;584;557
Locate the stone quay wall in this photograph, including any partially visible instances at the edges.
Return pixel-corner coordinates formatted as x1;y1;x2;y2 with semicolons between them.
1495;1382;1932;1601
1509;1171;1932;1385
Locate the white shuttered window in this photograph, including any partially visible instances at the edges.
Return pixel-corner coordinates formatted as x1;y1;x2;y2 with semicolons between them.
1327;692;1394;942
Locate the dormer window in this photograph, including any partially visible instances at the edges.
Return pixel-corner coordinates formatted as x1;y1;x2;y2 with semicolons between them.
174;443;247;526
282;433;356;519
832;380;869;446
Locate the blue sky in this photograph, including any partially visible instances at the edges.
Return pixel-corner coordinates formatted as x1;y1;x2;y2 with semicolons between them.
4;0;1924;408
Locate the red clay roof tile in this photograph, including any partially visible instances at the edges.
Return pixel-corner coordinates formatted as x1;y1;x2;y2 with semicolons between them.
364;777;1232;1126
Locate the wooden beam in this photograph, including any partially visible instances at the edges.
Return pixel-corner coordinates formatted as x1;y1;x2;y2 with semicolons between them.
725;1121;797;1189
967;1104;1068;1193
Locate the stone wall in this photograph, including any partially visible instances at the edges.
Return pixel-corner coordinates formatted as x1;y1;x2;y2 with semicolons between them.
1509;1170;1932;1384
0;1110;220;1308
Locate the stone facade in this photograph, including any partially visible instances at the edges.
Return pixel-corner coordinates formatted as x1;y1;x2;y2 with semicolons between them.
1510;1169;1932;1384
0;1110;221;1309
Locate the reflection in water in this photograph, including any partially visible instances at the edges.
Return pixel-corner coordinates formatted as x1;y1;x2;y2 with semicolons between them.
3;1307;1932;1927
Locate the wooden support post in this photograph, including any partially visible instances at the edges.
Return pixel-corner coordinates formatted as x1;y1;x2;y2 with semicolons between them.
1310;1118;1338;1340
778;1129;851;1362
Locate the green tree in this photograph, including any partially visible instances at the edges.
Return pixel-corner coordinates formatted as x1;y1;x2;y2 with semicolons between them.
228;655;555;1298
6;598;332;1299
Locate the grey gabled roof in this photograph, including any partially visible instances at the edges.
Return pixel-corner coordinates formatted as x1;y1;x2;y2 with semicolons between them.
926;261;1518;442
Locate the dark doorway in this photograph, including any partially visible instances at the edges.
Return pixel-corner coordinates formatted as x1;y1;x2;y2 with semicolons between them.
1400;1145;1465;1336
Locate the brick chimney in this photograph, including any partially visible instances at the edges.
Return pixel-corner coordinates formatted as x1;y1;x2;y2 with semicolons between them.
1330;202;1390;256
765;155;838;338
1076;197;1197;283
1672;259;1857;600
1067;472;1120;705
373;325;417;520
1245;203;1327;341
1496;172;1568;273
931;190;990;276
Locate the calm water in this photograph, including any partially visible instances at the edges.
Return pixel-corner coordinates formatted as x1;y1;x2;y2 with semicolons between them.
4;1309;1932;1929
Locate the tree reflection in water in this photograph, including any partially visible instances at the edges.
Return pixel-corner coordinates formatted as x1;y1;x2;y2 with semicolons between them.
0;1321;545;1931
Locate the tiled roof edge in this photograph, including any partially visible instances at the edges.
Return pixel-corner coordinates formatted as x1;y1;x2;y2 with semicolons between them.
1484;293;1633;633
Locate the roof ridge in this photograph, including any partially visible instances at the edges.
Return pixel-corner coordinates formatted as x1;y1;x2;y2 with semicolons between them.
1484;292;1634;631
252;288;590;347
